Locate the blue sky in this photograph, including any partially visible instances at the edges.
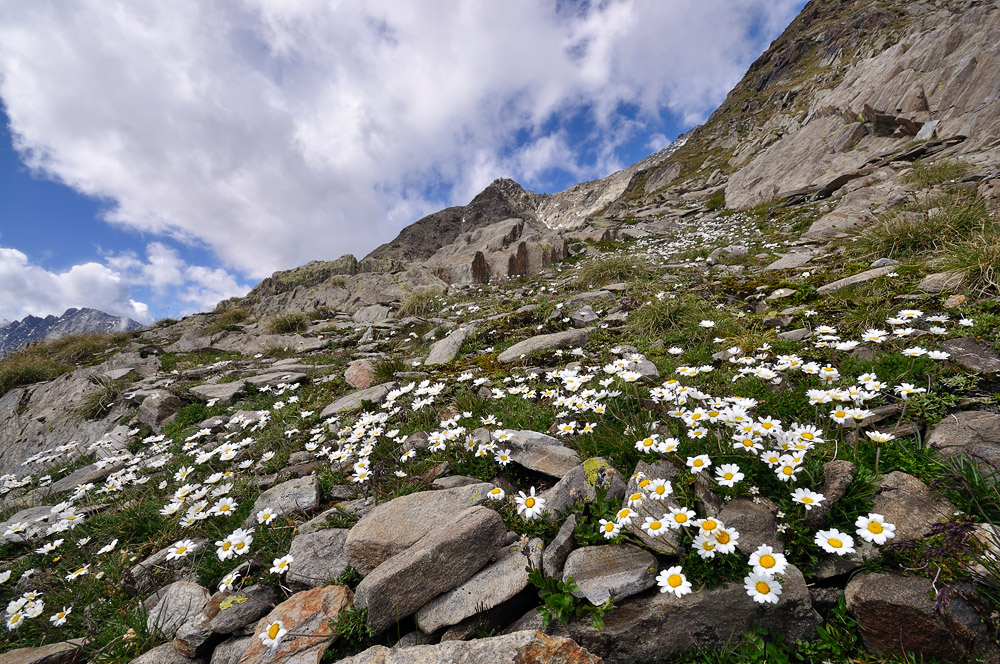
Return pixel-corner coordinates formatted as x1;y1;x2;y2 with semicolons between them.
0;0;804;323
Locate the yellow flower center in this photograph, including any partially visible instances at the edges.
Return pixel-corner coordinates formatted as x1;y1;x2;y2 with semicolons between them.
716;532;730;544
801;432;814;440
650;522;661;530
702;520;717;531
604;523;615;532
638;479;650;488
868;522;884;534
655;486;665;494
694;460;703;467
702;541;715;551
724;473;734;480
524;497;535;508
676;513;687;523
755;581;771;594
630;493;642;502
175;547;187;555
828;538;842;548
668;574;683;588
759;555;775;569
782;466;793;475
801;497;813;503
268;623;281;640
235;542;246;550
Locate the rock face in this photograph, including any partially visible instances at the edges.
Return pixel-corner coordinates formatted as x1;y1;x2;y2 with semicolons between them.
497;328;590;362
565;565;820;663
337;631;603;664
345;483;494;574
0;307;142;358
354;506;507;633
240;585;353;664
846;573;1000;663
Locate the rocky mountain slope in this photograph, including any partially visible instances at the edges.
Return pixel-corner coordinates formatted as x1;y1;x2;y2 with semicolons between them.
2;1;1000;663
0;307;143;358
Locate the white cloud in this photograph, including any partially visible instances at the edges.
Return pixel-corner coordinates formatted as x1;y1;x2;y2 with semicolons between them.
0;247;150;322
0;0;801;280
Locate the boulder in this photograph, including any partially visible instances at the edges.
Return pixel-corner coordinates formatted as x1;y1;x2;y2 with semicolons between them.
718;498;784;555
244;476;320;527
414;538;543;633
570;306;599;328
189;382;246;406
286;529;351;590
803;460;856;527
344;360;375;388
562;544;658;606
565;564;819;663
505;430;581;478
129;643;201;664
927;410;1000;477
244;372;307;389
846;572;1000;663
765;247;820;271
497;329;590;363
352;305;393;324
941;338;1000;374
354;506;507;633
345;483;494;574
873;471;954;542
541;459;626;520
240;585;353;664
210;637;252;664
138;391;183;429
336;630;602;664
129;538;209;594
320;382;397;417
146;581;211;639
424;324;475;366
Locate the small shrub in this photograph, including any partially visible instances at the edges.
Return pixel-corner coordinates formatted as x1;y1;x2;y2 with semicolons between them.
527;568;613;630
76;376;131;420
937;230;1000;295
577;256;650;286
267;312;309;334
705;190;726;211
398;290;442;317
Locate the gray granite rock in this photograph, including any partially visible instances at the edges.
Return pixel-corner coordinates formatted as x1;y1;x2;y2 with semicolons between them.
424;324;475;366
562;543;657;605
497;328;590;363
244;476;320;527
320;382;397;416
147;581;211;639
286;529;351;589
542;514;577;579
504;430;581;478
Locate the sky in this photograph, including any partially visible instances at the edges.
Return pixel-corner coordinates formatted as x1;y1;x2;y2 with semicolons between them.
0;0;804;324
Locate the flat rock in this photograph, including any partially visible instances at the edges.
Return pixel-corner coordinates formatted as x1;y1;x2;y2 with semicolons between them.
873;471;954;542
243;476;320;527
414;538;543;633
424;324;475;366
918;271;964;293
765;247;820;270
846;572;1000;663
541;458;626;520
352;304;393;324
567;291;613;306
190;382;246;406
505;430;581;478
320;382;397;416
208;585;283;636
927;410;1000;476
570;306;599;328
345;483;493;574
562;544;657;605
767;288;796;300
354;506;507;633
0;640;86;664
497;329;590;363
336;631;602;664
344;359;375;388
542;514;577;579
244;372;307;389
941;338;1000;374
240;585;353;664
565;564;819;663
147;581;211;639
816;266;896;295
1;505;57;543
286;529;351;590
